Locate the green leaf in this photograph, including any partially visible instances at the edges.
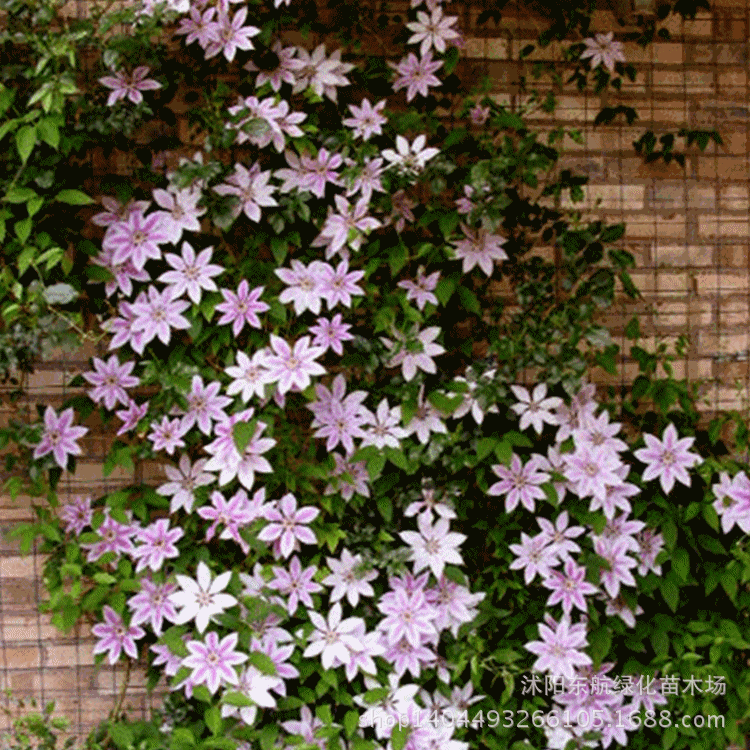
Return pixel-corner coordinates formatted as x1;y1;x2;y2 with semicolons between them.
222;691;255;707
660;579;679;612
232;420;256;455
108;723;134;750
344;710;359;738
391;726;409;750
457;285;481;314
434;277;456;305
16;125;36;163
376;497;392;523
588;626;612;667
204;706;222;736
17;246;36;275
672;547;689;582
389;243;408;276
14;217;31;244
36;118;59;149
54;189;93;205
651;629;669;657
5;187;37;203
247;650;277;676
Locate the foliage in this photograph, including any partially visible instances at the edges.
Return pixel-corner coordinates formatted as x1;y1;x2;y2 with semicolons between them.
0;2;747;750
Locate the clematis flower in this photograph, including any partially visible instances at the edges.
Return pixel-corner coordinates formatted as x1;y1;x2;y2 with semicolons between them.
579;31;626;73
92;606;145;665
509;383;562;434
303;602;365;670
263;335;326;395
33;407;88;469
83;355;139;411
183;631;248;694
159;242;222;304
389;51;443;102
633;423;700;495
525;616;592;680
215;281;269;335
342;98;388;141
399;511;466;580
169;561;238;634
257;493;319;558
99;66;161;106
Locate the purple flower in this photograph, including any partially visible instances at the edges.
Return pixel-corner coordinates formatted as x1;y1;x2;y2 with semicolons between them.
115;399;149;436
563;444;624;502
213;162;277;222
318;259;365;309
203;6;260;62
132;518;184;573
81;511;136;562
509;532;557;585
595;538;638;599
397;267;440;311
298;148;343;198
389;51;443;102
488;454;550;513
175;5;219;48
92;606;145;665
525;617;592;680
33;407;88;469
215;280;269;336
225;350;272;403
159;242;222;304
342;98;387;141
197;489;258;554
148;416;189;455
59;495;93;536
157;454;214;514
181;375;232;435
542;560;598;615
151;187;205;245
580;31;626;73
377;588;437;648
131;285;191;348
258;493;319;558
406;6;460;56
83;354;139;411
264;335;326;395
99;66;161;106
451;224;508;277
276;260;327;316
127;578;178;636
103;210;169;271
382;326;445;381
309;314;354;355
399;512;466;580
323;549;377;607
634;423;700;495
183;631;248;694
268;556;323;615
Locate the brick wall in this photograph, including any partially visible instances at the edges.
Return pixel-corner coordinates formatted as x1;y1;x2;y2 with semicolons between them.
2;0;749;740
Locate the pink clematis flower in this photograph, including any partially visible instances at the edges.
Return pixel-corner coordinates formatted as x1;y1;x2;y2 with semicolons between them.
33;407;88;469
634;423;700;495
99;66;161;106
258;493;319;558
92;606;145;665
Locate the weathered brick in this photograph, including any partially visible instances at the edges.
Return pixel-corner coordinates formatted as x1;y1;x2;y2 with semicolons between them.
653;69;715;92
652;43;685;64
698;215;750;238
654;244;712;266
718;68;748;88
699;156;750;180
720;185;749;209
718;244;749;267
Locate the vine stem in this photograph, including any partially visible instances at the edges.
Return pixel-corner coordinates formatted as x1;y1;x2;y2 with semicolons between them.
111;658;132;723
